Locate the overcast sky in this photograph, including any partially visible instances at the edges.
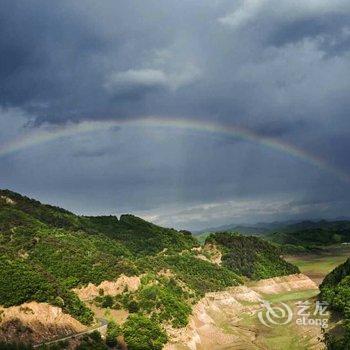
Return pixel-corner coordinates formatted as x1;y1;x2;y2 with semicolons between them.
1;0;350;230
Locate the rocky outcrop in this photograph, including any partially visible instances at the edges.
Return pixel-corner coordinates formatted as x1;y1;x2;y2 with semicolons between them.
0;195;16;205
73;275;141;301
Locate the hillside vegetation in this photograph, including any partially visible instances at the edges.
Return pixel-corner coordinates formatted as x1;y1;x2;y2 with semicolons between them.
320;258;350;349
265;221;350;251
0;190;200;325
0;190;299;349
206;232;299;279
197;220;350;255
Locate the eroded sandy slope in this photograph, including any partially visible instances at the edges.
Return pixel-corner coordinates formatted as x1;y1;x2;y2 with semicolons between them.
0;302;86;344
73;274;141;301
165;274;323;350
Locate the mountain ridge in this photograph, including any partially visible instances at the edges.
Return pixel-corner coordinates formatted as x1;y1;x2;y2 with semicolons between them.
195;218;350;235
0;189;299;349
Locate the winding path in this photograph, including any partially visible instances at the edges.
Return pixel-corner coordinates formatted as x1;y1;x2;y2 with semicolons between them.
33;318;108;348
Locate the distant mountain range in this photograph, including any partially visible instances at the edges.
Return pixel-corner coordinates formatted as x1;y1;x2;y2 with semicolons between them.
195;218;350;236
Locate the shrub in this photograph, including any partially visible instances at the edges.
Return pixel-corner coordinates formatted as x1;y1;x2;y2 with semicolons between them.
127;300;140;313
106;321;122;347
123;314;168;350
320;259;350;348
101;295;114;309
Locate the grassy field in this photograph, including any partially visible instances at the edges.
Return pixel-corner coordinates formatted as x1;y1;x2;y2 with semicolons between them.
262;289;319;303
285;245;350;285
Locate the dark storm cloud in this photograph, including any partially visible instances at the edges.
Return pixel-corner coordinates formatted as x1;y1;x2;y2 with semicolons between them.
1;0;350;127
72;148;112;158
1;0;350;229
220;1;350;55
0;1;106;109
0;0;205;122
268;14;350;50
253;119;307;137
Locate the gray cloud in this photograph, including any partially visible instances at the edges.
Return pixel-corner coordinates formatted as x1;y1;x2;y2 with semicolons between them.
0;1;350;229
139;196;350;231
105;66;200;93
219;0;350;54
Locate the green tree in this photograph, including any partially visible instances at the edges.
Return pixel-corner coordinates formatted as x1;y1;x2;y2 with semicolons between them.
106;320;122;347
123;314;168;350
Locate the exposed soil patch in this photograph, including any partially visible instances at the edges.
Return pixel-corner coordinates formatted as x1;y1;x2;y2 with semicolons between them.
248;274;318;294
73;275;141;301
87;302;129;325
0;302;86;344
202;244;222;265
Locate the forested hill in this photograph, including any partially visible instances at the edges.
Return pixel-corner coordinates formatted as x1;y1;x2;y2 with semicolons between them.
196;220;350;251
0;189;197;255
205;232;299;279
265;220;350;248
0;189;202;322
0;189;299;349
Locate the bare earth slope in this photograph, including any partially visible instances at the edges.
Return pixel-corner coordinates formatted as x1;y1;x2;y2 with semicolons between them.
73;274;141;301
0;274;321;349
248;273;318;294
0;302;86;344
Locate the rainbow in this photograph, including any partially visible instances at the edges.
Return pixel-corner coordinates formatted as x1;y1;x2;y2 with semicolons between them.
1;116;349;183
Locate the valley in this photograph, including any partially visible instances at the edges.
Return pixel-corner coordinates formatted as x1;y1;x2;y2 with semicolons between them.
166;243;350;350
165;274;323;350
0;190;349;349
285;245;350;285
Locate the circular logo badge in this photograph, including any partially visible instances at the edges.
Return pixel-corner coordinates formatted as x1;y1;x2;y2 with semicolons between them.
258;301;293;327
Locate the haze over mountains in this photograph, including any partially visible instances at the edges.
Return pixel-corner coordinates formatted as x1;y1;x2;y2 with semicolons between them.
196;218;350;235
